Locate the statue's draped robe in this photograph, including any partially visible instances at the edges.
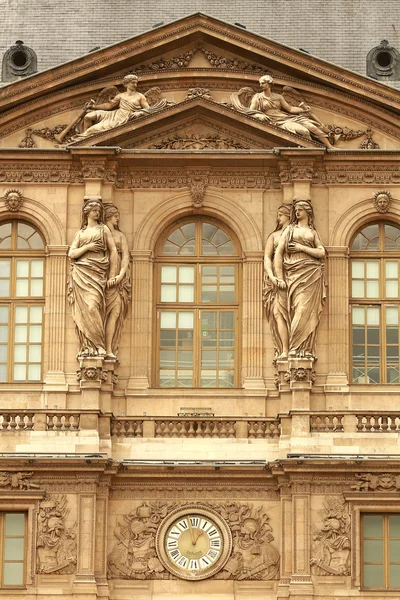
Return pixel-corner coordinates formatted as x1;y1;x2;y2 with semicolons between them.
250;93;321;139
68;225;109;354
284;225;326;356
263;234;289;356
79;94;145;138
105;235;131;355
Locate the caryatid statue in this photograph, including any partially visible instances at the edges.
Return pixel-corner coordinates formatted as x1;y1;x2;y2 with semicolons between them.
104;204;131;359
68;199;118;357
274;200;327;359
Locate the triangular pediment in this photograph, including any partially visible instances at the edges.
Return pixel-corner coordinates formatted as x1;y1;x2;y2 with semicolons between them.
0;13;400;151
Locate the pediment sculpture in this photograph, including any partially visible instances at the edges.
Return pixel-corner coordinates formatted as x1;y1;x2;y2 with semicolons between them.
57;74;171;144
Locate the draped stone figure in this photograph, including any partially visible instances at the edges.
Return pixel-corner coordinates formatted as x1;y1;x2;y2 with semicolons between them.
275;200;327;358
263;204;291;359
68;199;118;357
232;74;332;148
104;204;131;359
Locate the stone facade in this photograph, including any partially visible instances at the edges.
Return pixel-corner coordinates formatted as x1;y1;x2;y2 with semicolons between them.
0;13;400;599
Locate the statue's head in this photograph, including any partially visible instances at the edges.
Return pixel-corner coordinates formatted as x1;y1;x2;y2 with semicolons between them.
4;189;23;212
81;198;103;229
373;190;392;213
291;199;314;227
259;74;273;88
123;74;139;88
103;203;120;230
274;203;291;231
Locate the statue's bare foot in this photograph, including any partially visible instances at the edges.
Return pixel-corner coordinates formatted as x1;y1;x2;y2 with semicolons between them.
288;350;297;358
97;347;107;357
106;351;117;360
277;352;288;360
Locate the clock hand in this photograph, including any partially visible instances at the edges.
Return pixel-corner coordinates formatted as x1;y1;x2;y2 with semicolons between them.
188;519;196;545
194;529;203;544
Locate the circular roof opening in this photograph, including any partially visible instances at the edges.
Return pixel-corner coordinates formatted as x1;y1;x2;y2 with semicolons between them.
376;50;392;68
11;50;28;68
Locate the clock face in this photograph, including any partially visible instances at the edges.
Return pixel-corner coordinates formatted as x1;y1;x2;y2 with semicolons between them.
156;505;232;580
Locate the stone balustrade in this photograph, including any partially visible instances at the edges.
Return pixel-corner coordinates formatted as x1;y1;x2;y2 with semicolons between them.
310;413;344;432
0;410;81;431
310;412;400;433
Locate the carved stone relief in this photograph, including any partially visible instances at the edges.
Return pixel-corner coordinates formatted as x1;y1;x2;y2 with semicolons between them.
311;496;350;576
351;472;400;491
36;494;77;574
372;190;392;213
107;501;279;581
3;189;24;211
0;471;39;489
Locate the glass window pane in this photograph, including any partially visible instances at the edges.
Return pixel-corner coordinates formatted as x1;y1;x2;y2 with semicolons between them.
390;565;400;587
386;280;398;298
0;345;7;362
387;346;399;361
364;513;382;535
201;370;217;387
218;370;234;388
160;330;176;347
387;307;399;325
220;331;234;346
202;286;217;302
0;260;10;278
366;280;379;298
29;325;42;343
16;280;29;297
364;539;383;562
352;261;364;277
162;241;179;255
367;328;379;344
202;350;216;368
202;240;218;255
386;261;398;278
352;225;379;250
180;240;195;255
352;307;365;325
30;306;43;324
14;346;27;362
28;345;42;362
160;350;176;367
4;538;24;561
15;306;28;323
390;540;400;562
352;327;365;344
3;561;24;585
0;365;7;381
201;330;216;347
160;312;176;329
217;241;235;255
177;351;193;368
14;326;27;343
220;286;235;302
352;281;364;297
366;261;379;278
220;312;234;329
13;364;26;381
367;366;380;383
177;370;193;388
364;564;384;588
28;365;41;382
168;228;186;246
161;266;177;283
202;312;216;330
202;223;218;240
28;232;44;249
161;285;176;302
213;229;230;246
0;326;8;343
0;280;10;297
390;515;400;538
16;261;29;277
367;347;379;363
178;330;193;347
5;513;25;536
0;306;8;322
180;223;195;239
159;371;175;387
367;308;380;325
178;285;194;302
179;266;194;283
31;260;44;277
178;312;194;329
30;279;43;297
0;223;11;246
17;238;29;249
219;350;234;368
387;366;399;383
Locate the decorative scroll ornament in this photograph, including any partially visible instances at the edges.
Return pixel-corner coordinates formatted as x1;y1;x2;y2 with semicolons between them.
311;496;350;575
185;88;214;101
372;190;392;213
186;170;209;208
36;494;77;574
0;471;39;489
150;132;247;150
19;125;71;148
3;188;23;211
351;472;400;491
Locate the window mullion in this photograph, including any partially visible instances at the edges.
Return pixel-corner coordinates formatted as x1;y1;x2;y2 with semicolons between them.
385;514;389;589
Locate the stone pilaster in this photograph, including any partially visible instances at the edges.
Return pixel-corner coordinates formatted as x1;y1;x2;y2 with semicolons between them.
325;246;349;391
95;482;110;596
126;250;153;394
290;481;314;598
74;486;97;596
242;251;265;390
277;481;292;598
43;245;68;390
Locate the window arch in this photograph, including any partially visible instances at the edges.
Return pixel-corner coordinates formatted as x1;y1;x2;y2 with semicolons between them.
154;217;241;388
0;221;45;382
350;221;400;384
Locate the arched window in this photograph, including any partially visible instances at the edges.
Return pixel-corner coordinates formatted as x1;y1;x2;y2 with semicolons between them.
155;218;241;388
350;222;400;384
0;221;45;382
